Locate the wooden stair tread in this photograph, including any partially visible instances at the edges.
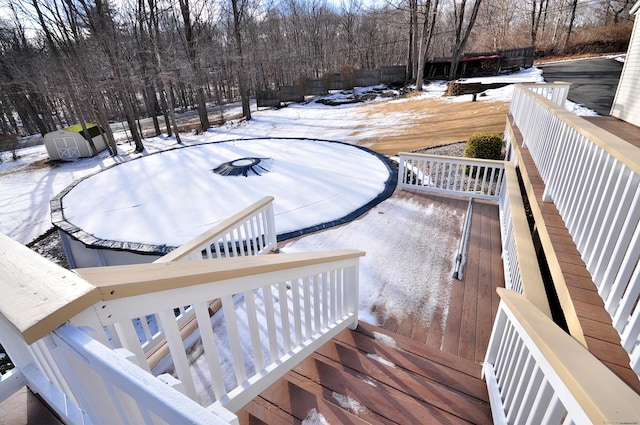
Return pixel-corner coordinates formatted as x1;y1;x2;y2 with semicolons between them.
240;324;492;425
333;327;487;400
309;343;491;423
355;322;483;377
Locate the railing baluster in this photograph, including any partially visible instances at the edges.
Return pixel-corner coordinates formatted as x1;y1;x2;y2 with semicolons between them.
313;274;322;333
113;320;151;372
291;279;303;346
192;302;226;400
303;276;313;339
322;272;330;328
221;295;247;387
278;282;292;354
156;309;198;400
262;286;279;362
243;291;264;372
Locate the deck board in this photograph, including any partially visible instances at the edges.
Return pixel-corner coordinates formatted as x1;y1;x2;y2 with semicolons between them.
511;115;640;394
368;190;504;365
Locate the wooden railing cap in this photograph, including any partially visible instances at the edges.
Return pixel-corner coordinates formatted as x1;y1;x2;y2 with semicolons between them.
0;233;100;344
497;288;640;422
77;249;365;300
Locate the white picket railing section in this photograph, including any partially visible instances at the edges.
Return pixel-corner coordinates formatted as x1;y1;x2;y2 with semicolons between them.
398;153;505;201
509;83;640;378
511;82;571;114
0;245;235;424
49;324;233;425
484;289;640;425
118;197;279;359
157;196;278;263
72;250;362;414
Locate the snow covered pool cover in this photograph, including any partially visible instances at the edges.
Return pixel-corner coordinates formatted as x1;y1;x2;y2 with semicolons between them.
53;138;396;253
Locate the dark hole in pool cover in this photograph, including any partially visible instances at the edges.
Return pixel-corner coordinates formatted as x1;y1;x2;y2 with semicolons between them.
212;157;271;177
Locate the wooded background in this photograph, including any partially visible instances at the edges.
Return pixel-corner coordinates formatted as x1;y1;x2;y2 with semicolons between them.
0;0;635;153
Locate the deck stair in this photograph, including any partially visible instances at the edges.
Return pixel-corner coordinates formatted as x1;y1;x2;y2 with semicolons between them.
239;321;492;424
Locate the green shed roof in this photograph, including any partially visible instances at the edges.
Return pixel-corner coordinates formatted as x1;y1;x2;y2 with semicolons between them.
63;123;102;141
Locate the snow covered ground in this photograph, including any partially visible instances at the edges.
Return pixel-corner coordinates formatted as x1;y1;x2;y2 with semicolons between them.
0;66;595;246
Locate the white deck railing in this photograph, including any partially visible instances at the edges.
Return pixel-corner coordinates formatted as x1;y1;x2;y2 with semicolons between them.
0;203;362;424
0;232;236;424
509;83;640;378
511;82;571;114
398;152;505;201
157;196;278;262
498;163;551;318
484;289;640;425
72;250;362;413
120;197;278;359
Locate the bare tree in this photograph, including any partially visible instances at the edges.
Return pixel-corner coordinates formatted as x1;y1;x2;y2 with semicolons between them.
528;0;550;46
231;0;251;120
565;0;579;47
449;0;482;80
415;0;439;91
178;0;210;130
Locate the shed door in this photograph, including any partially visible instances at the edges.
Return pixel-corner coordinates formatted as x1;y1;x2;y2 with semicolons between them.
53;136;80;159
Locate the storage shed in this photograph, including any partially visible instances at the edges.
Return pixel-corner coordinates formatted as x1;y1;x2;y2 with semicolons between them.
43;123;108;160
611;1;640;125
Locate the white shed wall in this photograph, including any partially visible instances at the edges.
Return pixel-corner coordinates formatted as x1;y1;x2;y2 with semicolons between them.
44;129;107;161
611;6;640;125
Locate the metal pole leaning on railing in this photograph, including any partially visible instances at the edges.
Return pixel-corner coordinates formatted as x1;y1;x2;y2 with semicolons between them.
453;198;472;280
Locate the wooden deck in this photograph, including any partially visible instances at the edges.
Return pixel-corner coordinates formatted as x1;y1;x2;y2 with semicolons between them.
584;115;640;148
510;116;640;394
240;191;503;424
375;190;503;364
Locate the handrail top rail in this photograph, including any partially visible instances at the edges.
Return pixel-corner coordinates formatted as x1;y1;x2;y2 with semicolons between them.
514;83;640;175
155;196;275;263
502;163;552;318
398;152;506;166
0;232;100;344
497;288;640;422
76;249;365;301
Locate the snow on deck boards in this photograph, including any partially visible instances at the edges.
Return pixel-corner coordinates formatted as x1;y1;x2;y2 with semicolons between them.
278;187;502;364
374;190;504;364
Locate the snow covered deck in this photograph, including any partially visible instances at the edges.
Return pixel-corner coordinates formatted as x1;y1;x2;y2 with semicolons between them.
238;190;503;423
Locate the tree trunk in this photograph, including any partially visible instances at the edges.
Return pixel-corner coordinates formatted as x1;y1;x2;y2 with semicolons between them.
416;0;439;91
232;0;252;120
565;0;578;48
449;0;482;80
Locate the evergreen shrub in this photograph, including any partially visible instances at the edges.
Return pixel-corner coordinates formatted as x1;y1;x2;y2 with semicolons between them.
463;132;503;160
